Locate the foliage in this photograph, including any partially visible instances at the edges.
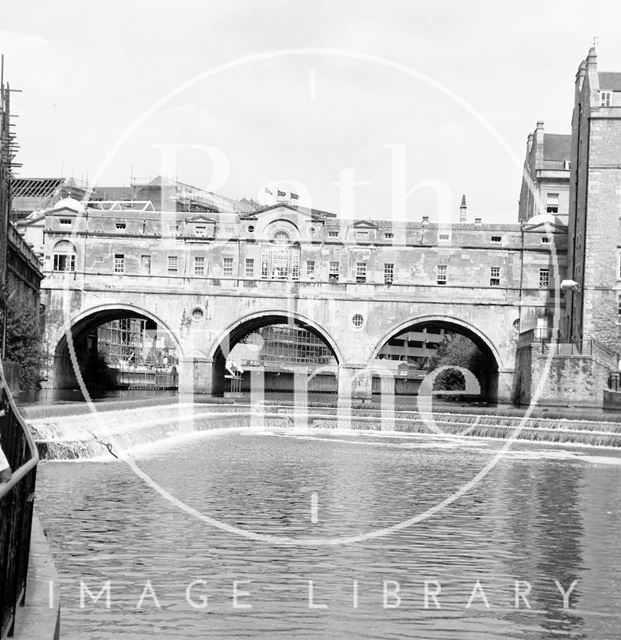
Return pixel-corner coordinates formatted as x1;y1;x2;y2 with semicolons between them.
427;333;486;396
3;300;43;390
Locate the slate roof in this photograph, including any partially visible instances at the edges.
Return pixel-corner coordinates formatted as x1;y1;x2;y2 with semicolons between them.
543;133;571;161
599;72;621;91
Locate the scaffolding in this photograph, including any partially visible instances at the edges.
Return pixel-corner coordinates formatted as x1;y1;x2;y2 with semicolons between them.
239;324;336;368
96;318;178;368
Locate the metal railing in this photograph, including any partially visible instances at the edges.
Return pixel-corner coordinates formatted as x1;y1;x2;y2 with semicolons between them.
519;329;619;369
0;367;39;639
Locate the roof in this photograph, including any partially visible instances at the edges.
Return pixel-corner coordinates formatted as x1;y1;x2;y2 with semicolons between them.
97;186;134;200
543;133;571;161
240;202;337;220
598;72;621;91
11;177;65;199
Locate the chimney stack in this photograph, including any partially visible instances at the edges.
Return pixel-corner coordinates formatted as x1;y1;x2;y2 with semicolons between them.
459;194;467;222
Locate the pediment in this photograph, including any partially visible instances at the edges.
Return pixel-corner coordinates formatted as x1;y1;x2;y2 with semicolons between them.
186;215;217;224
522;220;567;232
353;219;378;229
239;203;330;221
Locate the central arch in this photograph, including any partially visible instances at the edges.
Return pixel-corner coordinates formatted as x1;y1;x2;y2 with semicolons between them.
370;315;502;403
209;311;341;397
52;303;183;392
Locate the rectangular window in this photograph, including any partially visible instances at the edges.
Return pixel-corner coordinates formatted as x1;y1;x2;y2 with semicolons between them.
438;233;450;241
195;225;207;237
601;90;612;107
168;224;180;235
355;231;369;241
59;218;72;226
356;262;367;283
53;254;75;272
167;255;178;274
384;232;394;239
194;256;205;276
329;261;340;283
618;293;621;324
141;254;151;274
245;258;254;278
328;231;339;238
436;264;447;285
114;254;125;274
384;263;394;284
546;192;559;214
261;260;269;278
116;222;126;230
490;266;500;287
306;260;315;278
541;236;551;244
491;235;502;243
223;257;234;277
539;268;550;288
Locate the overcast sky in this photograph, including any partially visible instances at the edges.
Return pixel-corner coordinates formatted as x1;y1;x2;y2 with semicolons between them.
3;1;621;222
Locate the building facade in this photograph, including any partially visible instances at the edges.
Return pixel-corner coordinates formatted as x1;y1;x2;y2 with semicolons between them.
518;121;571;224
15;47;621;407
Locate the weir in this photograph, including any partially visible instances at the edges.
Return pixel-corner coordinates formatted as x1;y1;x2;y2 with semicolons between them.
26;402;621;461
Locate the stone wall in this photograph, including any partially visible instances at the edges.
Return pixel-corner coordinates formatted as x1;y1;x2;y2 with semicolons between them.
514;343;609;407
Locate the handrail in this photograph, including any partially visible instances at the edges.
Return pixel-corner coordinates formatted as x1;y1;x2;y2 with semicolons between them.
0;362;39;640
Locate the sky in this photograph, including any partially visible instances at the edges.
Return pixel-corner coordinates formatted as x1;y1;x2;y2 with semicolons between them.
2;0;621;223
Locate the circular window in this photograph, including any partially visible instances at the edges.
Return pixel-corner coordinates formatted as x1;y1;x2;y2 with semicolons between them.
191;307;204;322
512;318;520;333
352;313;365;328
248;225;255;233
309;227;316;236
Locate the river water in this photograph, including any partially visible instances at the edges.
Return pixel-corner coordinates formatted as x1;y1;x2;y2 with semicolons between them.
36;428;621;639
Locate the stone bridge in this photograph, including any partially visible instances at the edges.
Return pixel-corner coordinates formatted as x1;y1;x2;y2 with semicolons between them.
43;275;521;403
33;199;564;404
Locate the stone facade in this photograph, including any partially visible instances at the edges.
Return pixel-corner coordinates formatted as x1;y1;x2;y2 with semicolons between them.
16;192;568;404
17;48;621;408
518;121;571;224
565;48;621;353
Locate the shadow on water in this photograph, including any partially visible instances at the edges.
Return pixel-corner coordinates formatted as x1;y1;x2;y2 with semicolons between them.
16;387;177;406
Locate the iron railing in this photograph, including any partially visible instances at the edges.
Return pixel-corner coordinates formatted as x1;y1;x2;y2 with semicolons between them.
0;367;39;639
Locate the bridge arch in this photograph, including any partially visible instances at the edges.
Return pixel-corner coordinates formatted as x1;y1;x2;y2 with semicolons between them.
52;303;183;391
208;310;341;396
370;314;502;403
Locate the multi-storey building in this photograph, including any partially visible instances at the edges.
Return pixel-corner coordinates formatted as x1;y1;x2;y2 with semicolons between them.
518;121;571;223
17;47;621;407
565;47;621;352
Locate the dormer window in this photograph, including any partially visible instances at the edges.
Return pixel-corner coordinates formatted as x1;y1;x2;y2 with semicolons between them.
116;222;126;230
600;91;612;107
59;218;72;226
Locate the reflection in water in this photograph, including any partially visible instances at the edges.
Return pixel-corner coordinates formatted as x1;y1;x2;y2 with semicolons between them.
36;431;621;639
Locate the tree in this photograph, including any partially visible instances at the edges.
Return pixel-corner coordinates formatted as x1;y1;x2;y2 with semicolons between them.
3;301;42;390
427;333;485;396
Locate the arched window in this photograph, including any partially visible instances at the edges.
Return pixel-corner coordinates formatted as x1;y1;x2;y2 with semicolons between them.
53;240;76;272
260;230;300;280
